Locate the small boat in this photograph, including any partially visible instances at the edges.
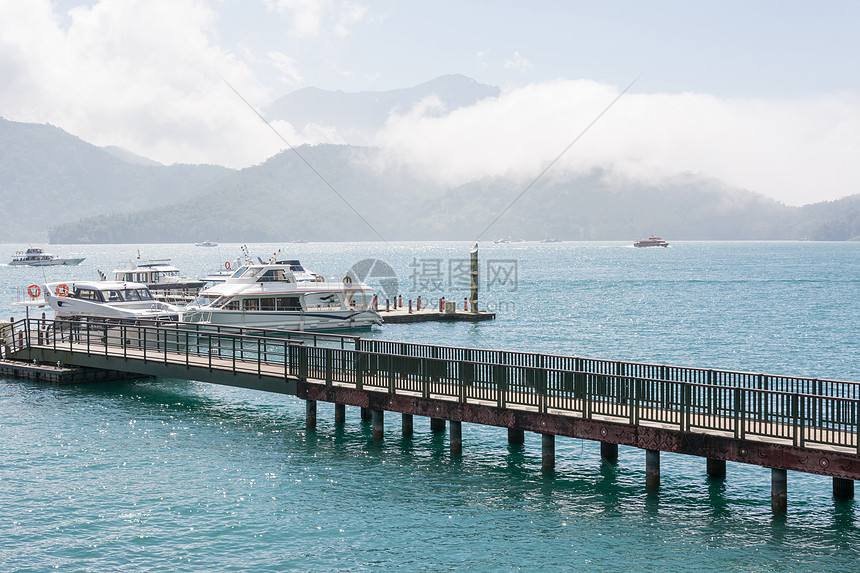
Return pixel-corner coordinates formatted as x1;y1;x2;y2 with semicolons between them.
113;258;206;305
8;247;84;266
181;259;382;331
634;236;669;248
44;280;181;321
195;240;218;247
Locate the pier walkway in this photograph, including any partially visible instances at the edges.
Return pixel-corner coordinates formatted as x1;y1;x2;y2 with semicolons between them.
3;317;859;511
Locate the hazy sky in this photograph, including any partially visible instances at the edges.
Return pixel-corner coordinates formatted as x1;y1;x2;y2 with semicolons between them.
2;0;860;205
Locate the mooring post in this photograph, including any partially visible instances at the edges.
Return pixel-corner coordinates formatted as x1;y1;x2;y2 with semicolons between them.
833;477;854;500
430;417;446;433
306;399;317;430
450;420;463;453
600;442;618;462
402;413;413;436
334;403;346;425
707;458;726;479
542;434;555;470
508;428;525;444
372;409;384;441
772;468;788;513
361;407;372;422
646;449;660;491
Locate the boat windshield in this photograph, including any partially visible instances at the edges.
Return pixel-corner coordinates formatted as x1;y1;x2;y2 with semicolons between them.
231;266;261;279
190;294;230;308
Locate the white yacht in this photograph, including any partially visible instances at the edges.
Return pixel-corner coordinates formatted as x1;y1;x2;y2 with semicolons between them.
181;260;383;331
113;258;205;304
8;247;84;266
44;281;181;322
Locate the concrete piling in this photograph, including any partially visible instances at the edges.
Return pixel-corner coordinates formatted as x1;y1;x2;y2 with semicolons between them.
833;477;854;500
430;417;446;433
646;449;660;491
450;420;462;453
600;442;618;462
771;468;788;513
334;403;345;425
507;428;525;444
306;399;317;429
542;434;555;470
360;407;372;422
707;458;726;479
372;409;384;441
402;413;413;436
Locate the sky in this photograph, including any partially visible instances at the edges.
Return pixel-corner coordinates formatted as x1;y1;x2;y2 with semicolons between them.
2;0;860;206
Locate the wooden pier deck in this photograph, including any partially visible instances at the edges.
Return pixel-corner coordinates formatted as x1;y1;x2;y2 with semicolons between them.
3;317;859;511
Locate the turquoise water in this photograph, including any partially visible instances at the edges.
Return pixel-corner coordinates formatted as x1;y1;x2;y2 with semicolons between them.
1;241;859;571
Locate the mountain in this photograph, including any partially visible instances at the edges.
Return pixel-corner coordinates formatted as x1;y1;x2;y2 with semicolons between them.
47;142;860;243
0;117;233;242
265;74;500;145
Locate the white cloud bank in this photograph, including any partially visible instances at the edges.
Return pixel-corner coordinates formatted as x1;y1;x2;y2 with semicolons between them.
376;80;860;206
1;1;859;206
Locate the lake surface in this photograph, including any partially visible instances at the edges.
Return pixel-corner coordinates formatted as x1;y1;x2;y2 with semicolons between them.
1;241;858;571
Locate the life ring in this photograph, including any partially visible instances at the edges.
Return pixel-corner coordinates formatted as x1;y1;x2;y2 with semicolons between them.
27;284;41;298
342;275;352;284
315;275;325;282
225;261;231;270
55;284;69;297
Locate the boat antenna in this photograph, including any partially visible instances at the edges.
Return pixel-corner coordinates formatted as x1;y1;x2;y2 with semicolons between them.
219;75;386;242
474;75;640;242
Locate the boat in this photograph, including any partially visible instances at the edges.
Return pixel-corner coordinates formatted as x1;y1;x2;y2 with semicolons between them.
633;236;669;248
112;258;206;304
43;280;181;322
195;240;218;247
181;259;383;331
8;247;84;266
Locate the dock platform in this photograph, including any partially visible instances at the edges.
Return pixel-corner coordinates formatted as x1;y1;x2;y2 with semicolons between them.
379;307;495;323
0;358;151;385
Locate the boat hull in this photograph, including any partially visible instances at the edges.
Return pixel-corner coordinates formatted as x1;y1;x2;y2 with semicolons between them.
9;258;85;266
180;309;382;331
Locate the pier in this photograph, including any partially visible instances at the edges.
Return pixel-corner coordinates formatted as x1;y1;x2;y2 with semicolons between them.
3;317;860;512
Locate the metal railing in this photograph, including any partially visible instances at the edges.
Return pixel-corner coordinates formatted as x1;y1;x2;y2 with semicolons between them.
5;318;859;453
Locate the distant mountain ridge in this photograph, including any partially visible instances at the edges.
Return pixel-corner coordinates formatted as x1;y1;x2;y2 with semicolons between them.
0;117;232;242
265;74;500;145
1;74;859;244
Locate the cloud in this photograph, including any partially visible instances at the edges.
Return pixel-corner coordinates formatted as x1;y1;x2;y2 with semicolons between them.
263;0;365;38
504;51;532;73
374;80;860;206
0;0;287;167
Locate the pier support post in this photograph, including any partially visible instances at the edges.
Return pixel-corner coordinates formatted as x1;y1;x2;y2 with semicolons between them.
771;468;788;513
450;420;462;453
430;417;446;433
707;458;726;479
361;407;372;422
542;434;555;470
833;477;854;500
646;449;660;491
306;399;317;430
402;413;413;436
334;403;346;425
372;409;384;441
600;442;618;462
508;428;525;444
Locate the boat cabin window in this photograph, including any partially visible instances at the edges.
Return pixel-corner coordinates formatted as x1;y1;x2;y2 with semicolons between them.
122;273;134;281
136;273;148;282
276;297;301;311
258;269;287;282
75;288;104;302
260;297;275;311
106;290;124;302
243;299;259;311
224;299;240;310
191;294;226;308
137;289;154;300
150;272;160;281
123;289;140;301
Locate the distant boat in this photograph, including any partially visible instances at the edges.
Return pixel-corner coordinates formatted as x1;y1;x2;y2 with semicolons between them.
634;236;669;248
494;237;525;244
541;238;562;243
195;240;218;247
8;247;84;266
